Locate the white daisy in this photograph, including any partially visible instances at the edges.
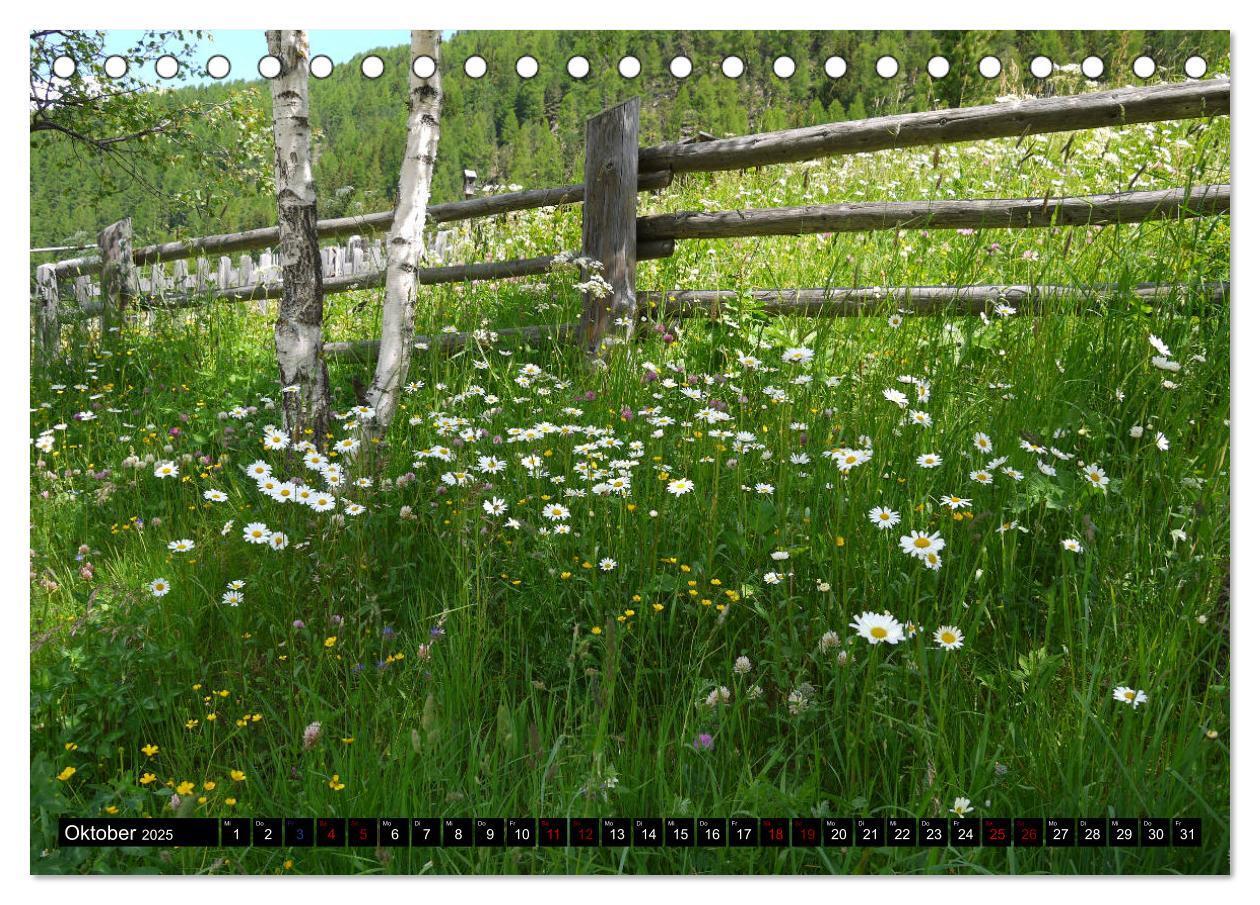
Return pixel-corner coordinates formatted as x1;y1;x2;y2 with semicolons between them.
850;611;904;645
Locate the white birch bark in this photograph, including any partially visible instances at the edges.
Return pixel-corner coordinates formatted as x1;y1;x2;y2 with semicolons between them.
266;29;331;448
363;30;442;438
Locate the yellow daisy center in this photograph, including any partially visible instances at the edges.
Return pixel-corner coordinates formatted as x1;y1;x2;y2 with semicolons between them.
914;537;931;548
870;626;888;639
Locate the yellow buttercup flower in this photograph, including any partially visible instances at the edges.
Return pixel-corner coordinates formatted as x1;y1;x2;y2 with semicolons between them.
57;766;76;781
141;744;159;757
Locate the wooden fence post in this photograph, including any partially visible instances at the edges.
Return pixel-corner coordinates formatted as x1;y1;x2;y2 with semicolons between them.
578;97;640;354
34;263;59;364
98;217;137;336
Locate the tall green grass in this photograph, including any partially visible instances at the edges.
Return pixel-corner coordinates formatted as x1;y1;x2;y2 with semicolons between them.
30;102;1229;875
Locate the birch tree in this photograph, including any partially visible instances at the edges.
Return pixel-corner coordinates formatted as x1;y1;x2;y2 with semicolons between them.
362;30;442;439
266;29;331;449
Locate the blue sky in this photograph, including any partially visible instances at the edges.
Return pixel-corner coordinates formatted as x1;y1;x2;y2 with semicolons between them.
101;30;421;84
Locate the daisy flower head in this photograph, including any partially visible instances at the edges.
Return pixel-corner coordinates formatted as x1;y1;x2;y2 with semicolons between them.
973;432;993;453
921;550;944;571
308;494;336;513
868;506;901;529
1061;538;1082;553
167;538;195;554
900;530;945;559
1112;685;1148;708
933;625;964;650
883;388;909;409
782;346;814;364
916;452;942;469
850;611;905;645
267;531;290;551
203;489;228;503
243;522;271;545
666;478;695;497
245;460;271;480
222;590;244;607
149;578;171;597
542;503;570;521
951;797;974;816
970;469;993;485
940;494;971;510
1082;464;1109;489
909;410;933;428
153;461;179;479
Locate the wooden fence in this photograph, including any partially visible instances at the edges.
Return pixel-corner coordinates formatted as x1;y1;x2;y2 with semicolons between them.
32;79;1231;365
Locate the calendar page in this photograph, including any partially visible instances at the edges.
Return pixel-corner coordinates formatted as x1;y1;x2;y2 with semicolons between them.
25;12;1231;882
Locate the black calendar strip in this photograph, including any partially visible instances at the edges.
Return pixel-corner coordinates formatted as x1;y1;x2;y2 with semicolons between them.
58;816;1202;848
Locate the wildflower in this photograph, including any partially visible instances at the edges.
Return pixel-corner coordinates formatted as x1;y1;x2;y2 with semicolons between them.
850;611;904;645
916;452;942;469
267;532;289;551
782;347;813;364
167;538;195;554
242;522;271;544
203;489;228;503
57;766;76;781
1155;432;1170;451
868;506;901;529
598;558;617;571
951;797;974;816
939;495;971;510
900;530;945;558
328;774;346;791
149;578;171;597
666;478;694;496
302;721;323;750
933;625;964;650
222;590;244;607
1082;464;1110;488
692;733;715;751
1112;686;1148;708
141;744;159;756
542;503;570;521
1062;538;1083;552
734;656;752;675
153;461;179;479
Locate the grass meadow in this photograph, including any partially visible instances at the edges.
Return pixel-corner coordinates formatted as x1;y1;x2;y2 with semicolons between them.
29;87;1230;874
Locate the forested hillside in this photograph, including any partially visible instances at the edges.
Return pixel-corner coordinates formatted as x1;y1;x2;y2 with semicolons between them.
30;29;1228;247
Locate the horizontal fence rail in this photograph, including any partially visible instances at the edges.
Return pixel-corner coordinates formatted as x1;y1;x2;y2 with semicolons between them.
640;80;1229;173
637;184;1230;241
327;280;1231;362
33;79;1232;367
68;240;677;317
51;170;674;278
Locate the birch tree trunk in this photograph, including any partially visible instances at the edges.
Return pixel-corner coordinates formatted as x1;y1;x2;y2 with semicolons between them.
266;29;331;449
363;30;442;439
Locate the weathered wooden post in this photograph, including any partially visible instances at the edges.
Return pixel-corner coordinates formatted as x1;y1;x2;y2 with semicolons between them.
578;98;640;354
34;263;60;364
97;217;138;336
